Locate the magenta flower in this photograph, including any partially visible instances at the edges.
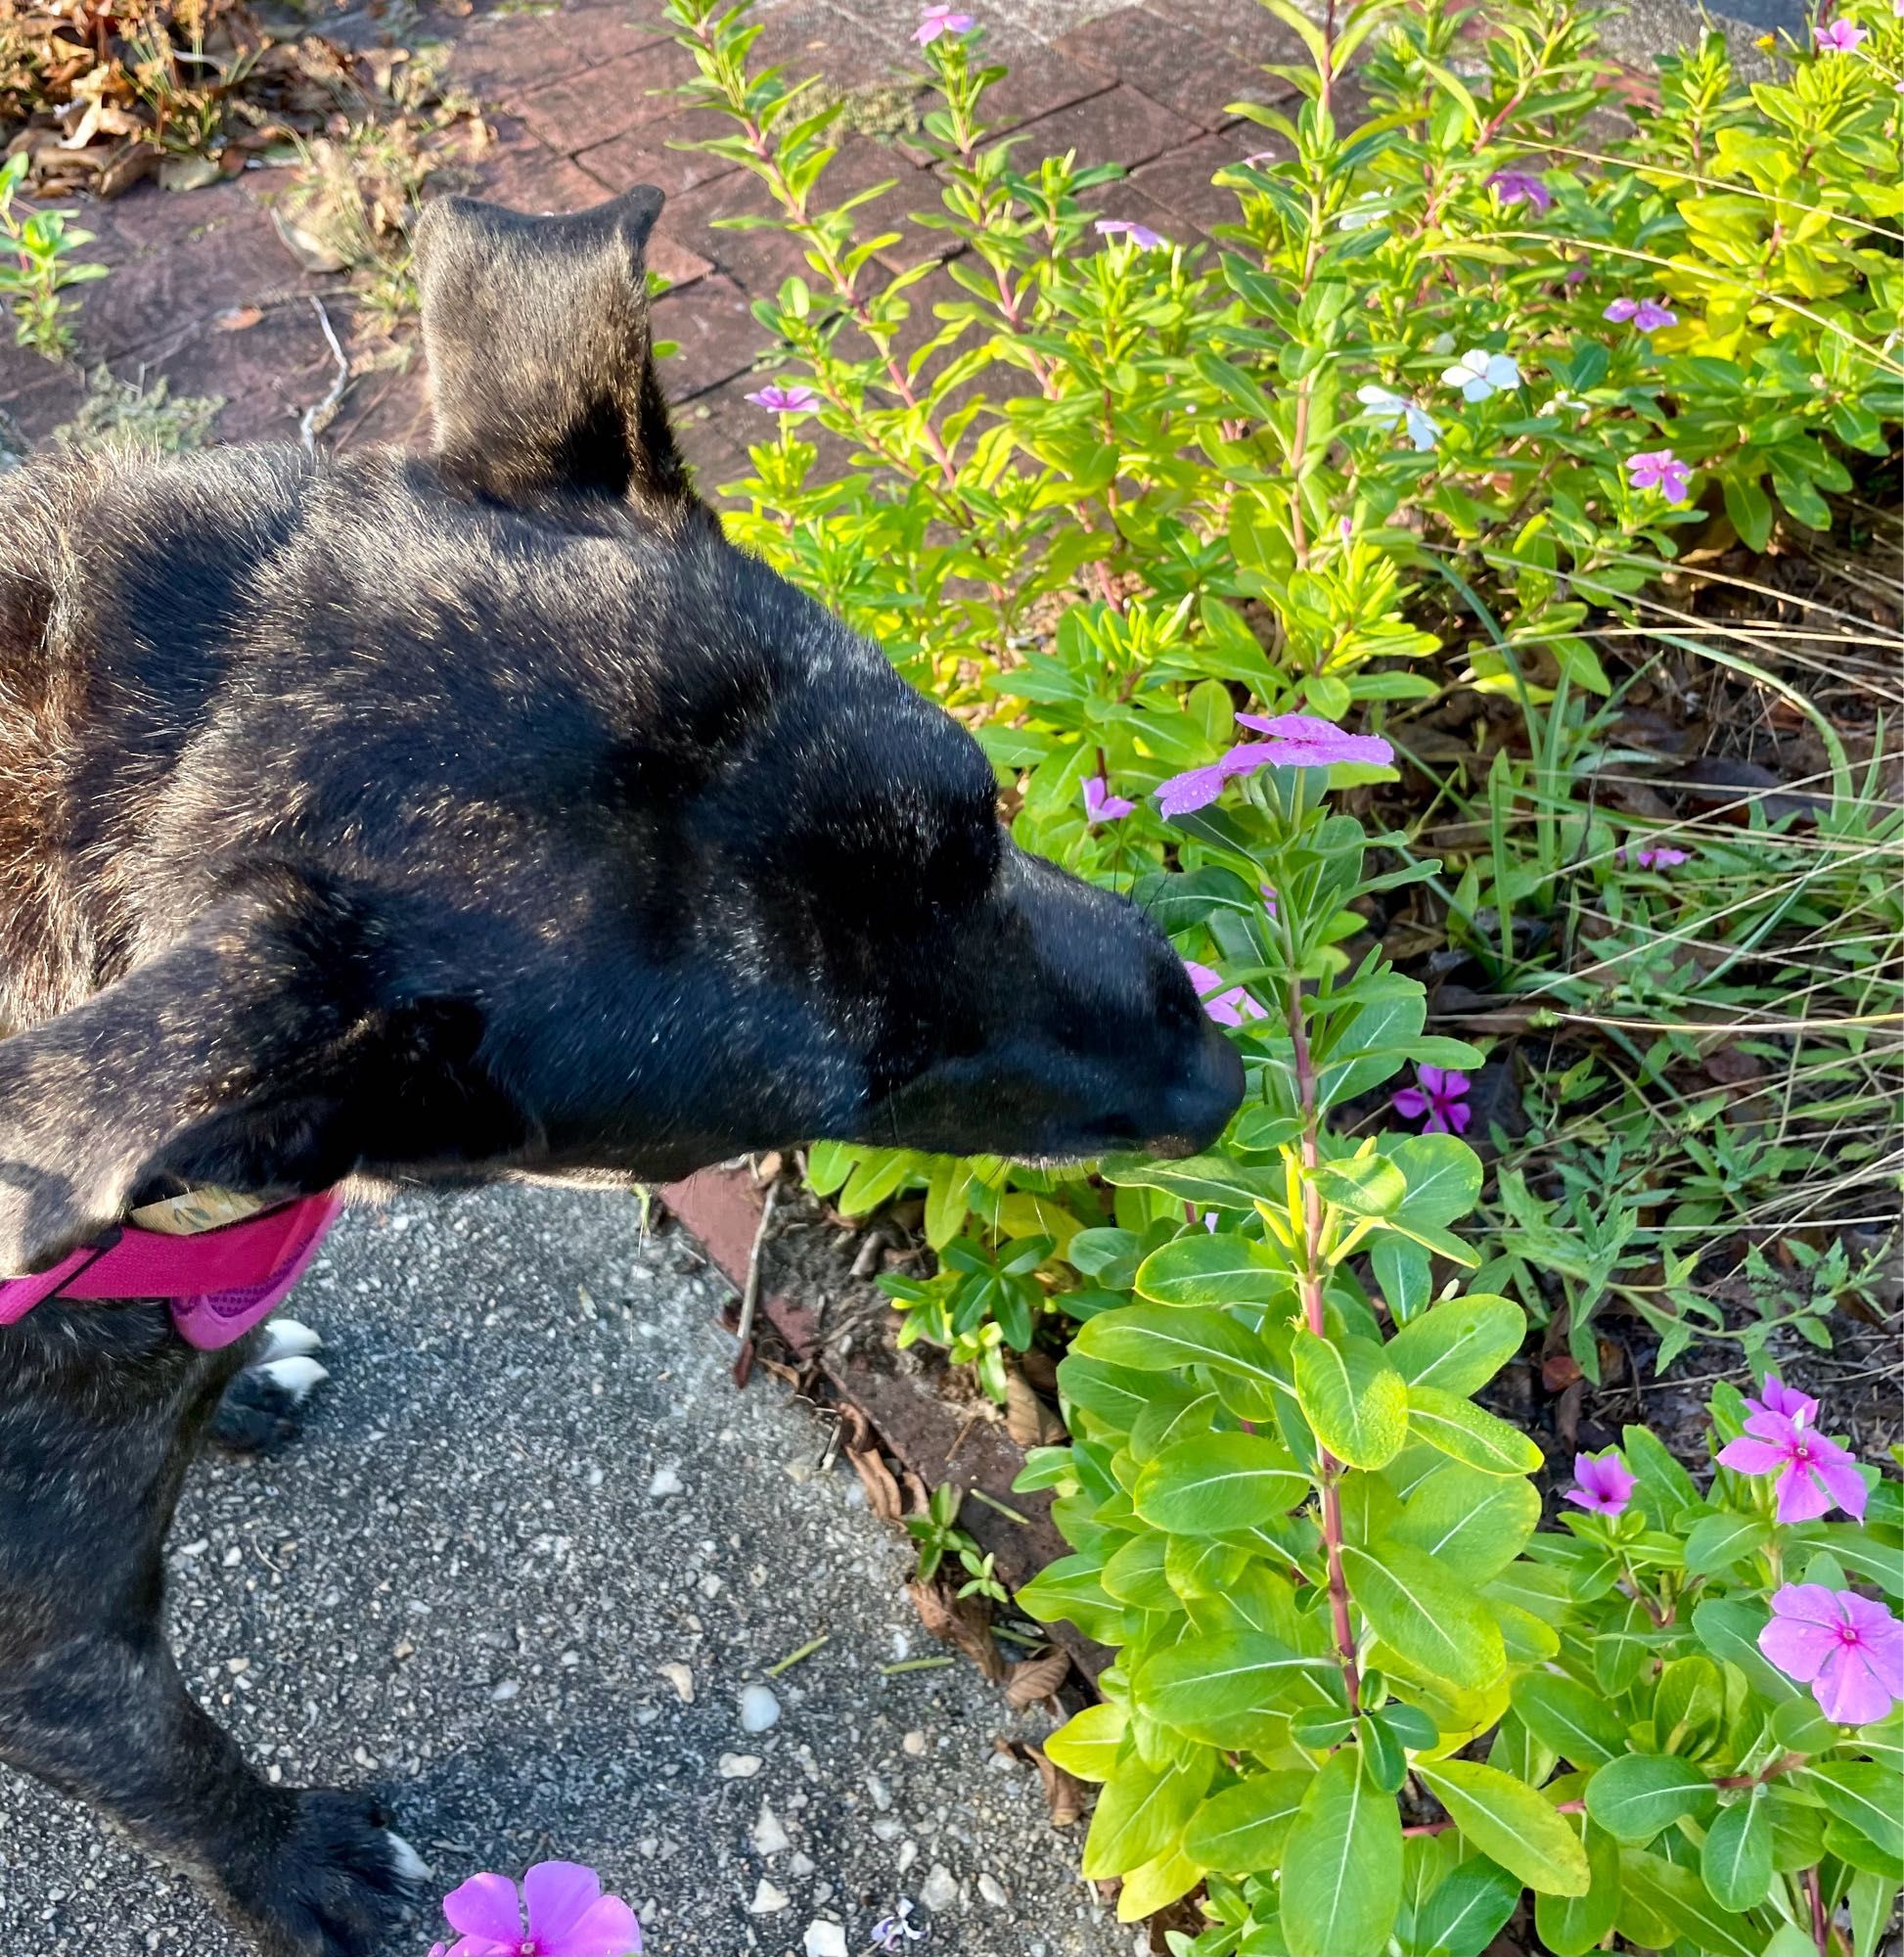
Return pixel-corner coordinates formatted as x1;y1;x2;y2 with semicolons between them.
746;384;821;416
440;1863;642;1957
1622;843;1691;870
1082;775;1134;825
1260;884;1278;919
1564;1447;1637;1518
1156;762;1228;816
1095;218;1166;250
1747;1373;1818;1425
1184;958;1266;1028
1604;296;1679;332
1155;715;1393;816
914;4;975;42
1717;1408;1868;1525
1626;448;1693;502
1391;1064;1472;1136
1815;19;1867;49
1486;168;1553;214
1760;1584;1903;1726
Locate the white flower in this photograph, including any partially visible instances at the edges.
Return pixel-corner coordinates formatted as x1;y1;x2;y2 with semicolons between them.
1538;391;1591;419
1441;348;1521;401
1357;385;1441;453
1429;331;1457;355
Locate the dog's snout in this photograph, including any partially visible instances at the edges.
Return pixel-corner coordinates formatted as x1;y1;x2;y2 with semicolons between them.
1143;1022;1246;1158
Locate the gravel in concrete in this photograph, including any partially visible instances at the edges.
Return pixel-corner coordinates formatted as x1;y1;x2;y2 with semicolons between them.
0;1185;1130;1957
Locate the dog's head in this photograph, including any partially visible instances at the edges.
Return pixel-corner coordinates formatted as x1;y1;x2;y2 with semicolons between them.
0;187;1242;1272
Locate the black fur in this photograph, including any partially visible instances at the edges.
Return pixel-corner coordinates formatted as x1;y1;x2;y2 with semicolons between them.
0;186;1242;1952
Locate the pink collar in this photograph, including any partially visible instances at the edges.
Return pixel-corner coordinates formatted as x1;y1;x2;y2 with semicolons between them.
0;1193;343;1349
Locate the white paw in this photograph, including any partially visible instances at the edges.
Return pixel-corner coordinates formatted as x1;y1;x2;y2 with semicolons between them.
259;1316;323;1362
384;1830;431;1885
257;1355;330;1401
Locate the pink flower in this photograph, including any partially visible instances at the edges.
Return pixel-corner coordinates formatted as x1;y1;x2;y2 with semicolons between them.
1260;884;1278;919
1486;168;1553;213
1626;448;1693;502
1095;218;1166;250
1391;1064;1471;1136
1747;1373;1818;1426
1184;958;1267;1028
1156;763;1228;816
746;384;821;415
1717;1408;1868;1525
1604;296;1679;332
1083;775;1134;824
1621;843;1691;870
1815;19;1867;49
440;1863;642;1957
1761;1585;1903;1725
1155;716;1393;816
914;4;975;42
1564;1447;1637;1517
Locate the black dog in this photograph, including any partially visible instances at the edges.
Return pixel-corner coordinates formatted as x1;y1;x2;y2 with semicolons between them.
0;185;1242;1955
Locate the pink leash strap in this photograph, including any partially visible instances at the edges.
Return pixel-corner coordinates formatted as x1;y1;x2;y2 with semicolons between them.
0;1192;343;1349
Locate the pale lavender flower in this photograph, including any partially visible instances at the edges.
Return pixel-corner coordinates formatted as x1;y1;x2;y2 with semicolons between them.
1605;295;1679;332
1486;168;1553;213
871;1902;927;1951
914;4;975;43
746;384;822;416
1095;218;1166;250
1082;775;1134;825
1761;1585;1903;1725
1564;1448;1637;1517
1815;18;1867;49
1357;384;1440;452
1442;348;1521;402
1184;958;1267;1027
1626;448;1693;501
1392;1064;1471;1135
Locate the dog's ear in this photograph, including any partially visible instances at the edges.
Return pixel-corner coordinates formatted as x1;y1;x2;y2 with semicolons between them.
0;878;524;1274
413;186;692;511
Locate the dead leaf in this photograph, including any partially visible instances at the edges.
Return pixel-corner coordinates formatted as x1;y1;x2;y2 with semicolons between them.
1026;1746;1086;1828
97;138;159;200
215;305;264;332
1541;1353;1582;1393
1004;1649;1069;1708
847;1442;903;1522
1004;1367;1067;1449
906;1576;1006;1682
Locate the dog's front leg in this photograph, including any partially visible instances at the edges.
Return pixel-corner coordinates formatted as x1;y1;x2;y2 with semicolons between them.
0;1309;423;1955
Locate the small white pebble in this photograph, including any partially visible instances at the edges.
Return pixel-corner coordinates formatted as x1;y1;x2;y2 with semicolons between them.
717;1752;763;1780
751;1802;791;1856
901;1729;927;1756
489;1680;520;1703
648;1467;684;1498
740;1684;781;1734
748;1879;790;1915
802;1924;848;1957
657;1663;695;1705
978;1874;1008;1908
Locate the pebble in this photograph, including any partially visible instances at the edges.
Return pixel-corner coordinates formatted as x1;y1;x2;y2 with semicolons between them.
901;1729;927;1756
865;1773;892;1812
919;1864;960;1912
648;1467;684;1497
750;1802;791;1856
489;1680;520;1703
978;1874;1008;1908
747;1879;789;1915
657;1662;695;1705
897;1842;918;1876
716;1752;763;1780
740;1684;780;1733
802;1924;848;1957
788;1850;817;1879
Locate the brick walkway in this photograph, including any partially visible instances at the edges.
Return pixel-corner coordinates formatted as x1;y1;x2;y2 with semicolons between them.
0;0;1309;486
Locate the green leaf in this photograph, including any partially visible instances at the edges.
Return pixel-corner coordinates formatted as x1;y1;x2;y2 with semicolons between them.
1314;1155;1407;1218
1584;1754;1716;1843
1292;1331;1409;1470
1341;1542;1505;1691
1801;1761;1904;1865
1016;1554;1128;1643
1073;1304;1289;1393
1372;1236;1431;1322
1103;1531;1176;1612
1056;1354;1161;1432
1102;1153;1282;1211
1136;1632;1338;1747
1405;1385;1544;1476
1183;1769;1313;1875
1385;1295;1525;1396
1280;1749;1403;1957
1044;1702;1128;1782
1510;1670;1627;1768
1407;1856;1519;1957
1081;1750;1214;1879
1620;1424;1699;1525
1700;1788;1773;1912
1391;1463;1539;1584
1133;1432;1309;1535
1535;1813;1621;1956
1681;1512;1773;1575
1136;1233;1294;1308
1385;1132;1484;1226
1616;1848;1759;1957
1414;1758;1591;1896
1692;1598;1798;1702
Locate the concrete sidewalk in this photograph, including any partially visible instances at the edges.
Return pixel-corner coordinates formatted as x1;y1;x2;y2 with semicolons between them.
0;1185;1122;1957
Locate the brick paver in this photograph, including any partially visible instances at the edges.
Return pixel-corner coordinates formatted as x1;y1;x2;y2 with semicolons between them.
0;0;1325;479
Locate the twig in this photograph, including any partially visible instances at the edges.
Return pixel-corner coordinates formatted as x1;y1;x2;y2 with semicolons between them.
766;1633;830;1677
731;1176;779;1388
299;296;349;455
968;1488;1032;1526
879;1657;954;1675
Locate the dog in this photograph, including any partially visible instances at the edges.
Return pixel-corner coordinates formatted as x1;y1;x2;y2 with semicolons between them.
0;185;1244;1955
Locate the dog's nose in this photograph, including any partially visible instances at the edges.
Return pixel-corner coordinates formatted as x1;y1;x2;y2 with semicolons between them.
1143;1024;1246;1158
